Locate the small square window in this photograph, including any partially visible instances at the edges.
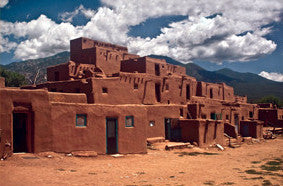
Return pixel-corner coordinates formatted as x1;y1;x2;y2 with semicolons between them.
134;83;138;89
149;120;155;127
102;87;108;93
165;84;169;91
125;116;134;127
76;114;87;127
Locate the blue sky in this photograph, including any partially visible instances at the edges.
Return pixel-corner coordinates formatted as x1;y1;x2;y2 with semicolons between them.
0;0;283;81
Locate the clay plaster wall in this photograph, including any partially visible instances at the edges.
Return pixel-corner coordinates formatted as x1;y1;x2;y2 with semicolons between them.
0;77;5;88
0;88;52;158
47;62;71;81
145;105;186;138
50;103;147;154
179;119;224;147
240;120;263;139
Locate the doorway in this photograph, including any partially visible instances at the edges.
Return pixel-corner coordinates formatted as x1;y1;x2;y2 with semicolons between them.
234;114;239;134
13;113;33;153
155;83;161;102
155;64;160;76
186;85;190;100
106;117;118;154
164;118;171;140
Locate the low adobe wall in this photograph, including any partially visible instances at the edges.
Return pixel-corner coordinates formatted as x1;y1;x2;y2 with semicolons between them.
240;120;263;139
179;119;224;147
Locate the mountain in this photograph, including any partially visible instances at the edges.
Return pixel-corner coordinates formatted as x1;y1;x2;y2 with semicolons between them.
149;55;283;103
3;52;70;84
2;53;282;103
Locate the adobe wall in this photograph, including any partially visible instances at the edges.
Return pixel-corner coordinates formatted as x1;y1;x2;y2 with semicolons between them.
196;82;234;102
47;62;71;81
50;103;147;154
121;57;186;76
0;77;5;88
240;120;263;139
0;88;52;158
89;74;197;105
145;105;187;138
96;47;135;75
258;109;278;126
48;92;87;103
179;119;224;147
34;79;94;103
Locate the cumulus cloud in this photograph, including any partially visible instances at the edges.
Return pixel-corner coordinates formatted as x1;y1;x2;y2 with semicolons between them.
0;0;282;63
59;5;96;22
0;0;9;8
259;71;283;82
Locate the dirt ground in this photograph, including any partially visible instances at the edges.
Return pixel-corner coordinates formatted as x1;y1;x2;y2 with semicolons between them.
0;138;282;186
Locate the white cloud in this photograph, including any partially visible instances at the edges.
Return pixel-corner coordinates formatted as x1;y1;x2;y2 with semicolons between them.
0;0;8;8
59;5;96;22
0;0;282;63
0;35;17;53
259;71;283;82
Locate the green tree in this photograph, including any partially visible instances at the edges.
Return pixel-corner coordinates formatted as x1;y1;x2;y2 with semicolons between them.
258;96;281;107
0;66;27;87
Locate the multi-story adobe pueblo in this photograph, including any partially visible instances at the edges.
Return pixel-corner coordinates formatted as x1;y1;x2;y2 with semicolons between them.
1;37;282;158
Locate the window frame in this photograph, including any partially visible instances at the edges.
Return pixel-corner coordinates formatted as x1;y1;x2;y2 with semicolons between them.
125;115;134;127
76;114;87;127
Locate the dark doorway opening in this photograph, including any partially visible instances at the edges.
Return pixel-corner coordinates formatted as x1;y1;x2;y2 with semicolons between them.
210;88;213;99
106;117;118;154
13;113;33;153
155;83;161;102
234;114;239;133
155;64;160;76
54;71;59;81
186;85;190;100
164;118;171;140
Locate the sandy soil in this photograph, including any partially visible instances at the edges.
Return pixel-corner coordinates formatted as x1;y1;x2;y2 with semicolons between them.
0;138;282;186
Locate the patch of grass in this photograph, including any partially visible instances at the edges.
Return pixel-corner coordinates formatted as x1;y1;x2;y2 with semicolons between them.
251;161;261;164
70;170;77;172
178;152;219;157
179;171;185;174
250;176;264;180
88;172;96;175
136;171;146;175
245;169;263;175
262;180;272;186
222;182;235;185
266;161;281;166
169;176;175;178
203;181;215;185
57;168;65;171
261;165;282;171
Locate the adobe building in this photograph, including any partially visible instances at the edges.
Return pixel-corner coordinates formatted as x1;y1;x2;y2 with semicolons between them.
0;37;271;158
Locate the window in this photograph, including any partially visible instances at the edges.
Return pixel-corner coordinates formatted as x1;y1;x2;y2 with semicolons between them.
249;111;253;118
134;83;138;89
210;88;213;99
54;71;59;81
76;114;87;127
50;88;57;92
211;113;216;120
165;84;169;91
226;115;229;120
125;116;134;127
149;120;155;127
180;108;184;117
102;87;108;93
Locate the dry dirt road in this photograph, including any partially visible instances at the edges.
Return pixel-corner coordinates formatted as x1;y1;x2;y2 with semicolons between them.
0;138;282;186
